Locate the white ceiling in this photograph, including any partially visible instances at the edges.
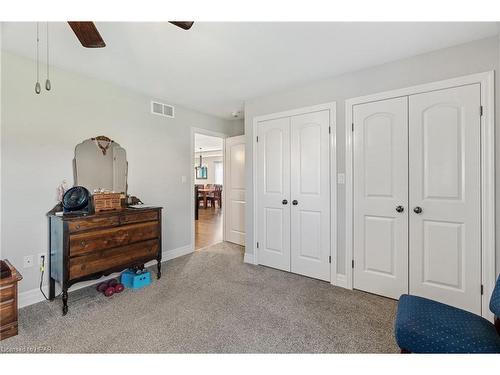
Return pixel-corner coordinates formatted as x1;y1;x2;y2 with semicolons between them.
195;133;223;152
2;22;498;119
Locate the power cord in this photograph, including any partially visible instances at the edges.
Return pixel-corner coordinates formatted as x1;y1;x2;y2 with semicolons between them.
39;255;61;300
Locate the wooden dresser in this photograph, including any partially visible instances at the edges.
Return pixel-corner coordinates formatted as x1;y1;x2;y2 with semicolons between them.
48;207;162;315
0;260;22;340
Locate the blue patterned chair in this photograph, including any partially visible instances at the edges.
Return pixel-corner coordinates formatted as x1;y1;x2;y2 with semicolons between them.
394;276;500;353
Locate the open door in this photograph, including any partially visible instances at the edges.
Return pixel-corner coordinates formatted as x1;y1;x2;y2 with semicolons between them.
224;135;246;245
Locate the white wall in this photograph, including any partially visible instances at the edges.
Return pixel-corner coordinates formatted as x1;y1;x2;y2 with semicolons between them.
245;36;500;277
0;51;243;294
194;155;223;185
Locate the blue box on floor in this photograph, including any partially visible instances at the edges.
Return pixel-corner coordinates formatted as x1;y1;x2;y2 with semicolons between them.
120;270;152;289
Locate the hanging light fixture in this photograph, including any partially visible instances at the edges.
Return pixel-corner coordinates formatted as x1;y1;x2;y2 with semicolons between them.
45;22;51;91
34;22;41;94
199;148;203;167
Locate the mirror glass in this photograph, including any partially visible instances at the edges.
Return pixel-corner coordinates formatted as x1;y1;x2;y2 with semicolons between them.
74;136;128;194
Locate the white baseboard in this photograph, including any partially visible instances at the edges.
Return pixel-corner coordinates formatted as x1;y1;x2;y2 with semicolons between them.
19;287;48;309
334;274;350;289
162;244;194;261
243;252;255;264
18;244;195;309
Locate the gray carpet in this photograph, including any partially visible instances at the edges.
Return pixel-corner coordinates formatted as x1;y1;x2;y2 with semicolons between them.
0;242;398;353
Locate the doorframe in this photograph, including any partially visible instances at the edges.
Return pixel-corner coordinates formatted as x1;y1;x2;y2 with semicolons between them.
252;102;337;284
344;71;495;320
190;127;227;251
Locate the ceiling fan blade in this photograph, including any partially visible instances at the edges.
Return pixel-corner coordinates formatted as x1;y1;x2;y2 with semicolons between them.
169;21;194;30
68;22;106;48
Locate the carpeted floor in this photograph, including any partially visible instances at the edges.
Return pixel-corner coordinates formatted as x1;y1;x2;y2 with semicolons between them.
0;242;398;353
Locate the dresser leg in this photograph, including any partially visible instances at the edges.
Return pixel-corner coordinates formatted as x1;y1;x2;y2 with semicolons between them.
62;289;68;315
49;277;55;300
157;259;162;279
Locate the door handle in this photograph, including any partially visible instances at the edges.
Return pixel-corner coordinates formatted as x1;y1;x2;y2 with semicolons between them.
282;199;288;205
292;200;298;206
395;205;404;213
413;206;423;214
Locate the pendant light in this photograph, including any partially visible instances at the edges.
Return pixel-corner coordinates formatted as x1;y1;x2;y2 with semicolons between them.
45;22;51;91
34;22;41;94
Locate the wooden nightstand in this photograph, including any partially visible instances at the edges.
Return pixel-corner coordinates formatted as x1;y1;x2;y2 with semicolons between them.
0;260;23;341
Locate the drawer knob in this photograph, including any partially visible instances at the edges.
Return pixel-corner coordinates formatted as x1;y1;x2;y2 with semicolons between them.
80;240;87;247
76;224;81;230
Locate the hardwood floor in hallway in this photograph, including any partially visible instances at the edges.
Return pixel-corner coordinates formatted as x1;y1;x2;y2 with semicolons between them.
195;207;223;250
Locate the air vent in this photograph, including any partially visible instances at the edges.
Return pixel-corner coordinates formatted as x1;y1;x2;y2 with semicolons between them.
151;101;175;118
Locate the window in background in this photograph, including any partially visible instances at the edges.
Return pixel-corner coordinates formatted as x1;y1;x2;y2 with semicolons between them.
214;161;223;185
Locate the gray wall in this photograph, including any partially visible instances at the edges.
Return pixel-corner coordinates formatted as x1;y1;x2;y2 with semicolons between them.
244;36;500;277
0;51;243;293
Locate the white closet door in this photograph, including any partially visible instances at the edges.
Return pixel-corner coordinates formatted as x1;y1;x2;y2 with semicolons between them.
290;110;331;281
353;97;409;299
225;135;246;246
257;117;291;271
409;84;481;314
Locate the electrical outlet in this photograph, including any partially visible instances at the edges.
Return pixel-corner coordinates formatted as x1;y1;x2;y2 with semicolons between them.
23;255;34;268
38;253;46;267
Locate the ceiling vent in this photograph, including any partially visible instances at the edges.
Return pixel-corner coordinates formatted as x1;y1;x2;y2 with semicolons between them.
151;101;175;118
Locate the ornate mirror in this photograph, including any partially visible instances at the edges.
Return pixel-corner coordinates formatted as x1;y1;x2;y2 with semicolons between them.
74;136;128;194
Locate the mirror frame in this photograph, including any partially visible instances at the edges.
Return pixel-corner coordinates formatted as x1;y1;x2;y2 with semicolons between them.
73;136;128;194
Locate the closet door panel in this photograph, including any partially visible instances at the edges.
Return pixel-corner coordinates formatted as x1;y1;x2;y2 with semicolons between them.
409;84;481;314
225;135;246;246
290;110;330;281
257;117;291;271
353;97;409;299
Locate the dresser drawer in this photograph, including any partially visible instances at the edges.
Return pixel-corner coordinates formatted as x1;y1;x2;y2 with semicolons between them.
0;322;18;341
69;239;159;280
120;210;159;225
0;299;16;326
68;215;120;233
0;284;15;303
69;221;159;256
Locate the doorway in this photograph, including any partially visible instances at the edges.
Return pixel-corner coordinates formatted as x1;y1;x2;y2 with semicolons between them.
193;132;225;250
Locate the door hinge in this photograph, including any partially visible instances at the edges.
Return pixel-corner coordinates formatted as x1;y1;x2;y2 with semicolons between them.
481;284;484;295
329;256;331;264
256;136;259;142
351;123;354;132
329;126;331;134
480;106;483;117
256;242;259;249
352;260;354;269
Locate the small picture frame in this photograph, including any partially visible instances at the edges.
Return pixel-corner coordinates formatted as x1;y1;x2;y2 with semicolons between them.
195;166;208;179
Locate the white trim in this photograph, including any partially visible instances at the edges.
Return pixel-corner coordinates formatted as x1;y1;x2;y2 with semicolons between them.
18;244;194;308
190;127;227;250
329;103;338;285
243;252;255;264
335;274;348;289
344;71;495;320
163;244;194;261
252;102;337;281
480;71;496;321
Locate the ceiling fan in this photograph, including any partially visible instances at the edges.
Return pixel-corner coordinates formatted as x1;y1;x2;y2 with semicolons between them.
67;21;194;48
